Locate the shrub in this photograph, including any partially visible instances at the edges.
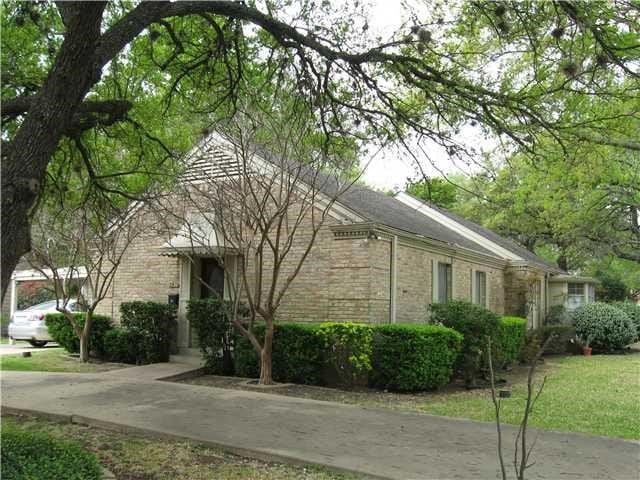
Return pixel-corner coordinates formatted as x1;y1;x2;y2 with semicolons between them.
234;323;325;384
546;305;569;325
120;301;177;362
317;322;374;386
611;301;640;342
103;328;141;364
45;313;112;356
493;316;527;367
1;423;103;480
187;298;235;374
430;300;500;385
370;324;462;391
522;325;575;363
572;302;636;351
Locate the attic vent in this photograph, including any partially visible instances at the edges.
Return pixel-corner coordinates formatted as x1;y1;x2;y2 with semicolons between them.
183;144;244;182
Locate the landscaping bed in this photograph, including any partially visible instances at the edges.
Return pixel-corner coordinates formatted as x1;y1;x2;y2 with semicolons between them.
2;415;358;480
0;349;131;373
181;351;640;440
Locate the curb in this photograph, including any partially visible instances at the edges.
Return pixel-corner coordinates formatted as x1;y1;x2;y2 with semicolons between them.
2;407;387;480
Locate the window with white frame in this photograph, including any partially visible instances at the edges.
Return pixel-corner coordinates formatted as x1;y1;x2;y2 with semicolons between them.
437;262;452;302
567;282;585;310
474;270;487;306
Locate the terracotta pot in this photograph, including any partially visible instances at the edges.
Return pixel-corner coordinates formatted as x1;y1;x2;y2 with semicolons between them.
582;346;592;356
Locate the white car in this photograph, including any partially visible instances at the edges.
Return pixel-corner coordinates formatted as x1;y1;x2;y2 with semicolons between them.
8;299;83;347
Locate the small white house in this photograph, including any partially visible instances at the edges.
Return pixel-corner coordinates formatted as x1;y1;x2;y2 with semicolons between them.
548;275;599;312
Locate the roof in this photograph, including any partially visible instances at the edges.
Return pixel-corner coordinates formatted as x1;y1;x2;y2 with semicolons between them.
549;274;600;283
188;132;562;272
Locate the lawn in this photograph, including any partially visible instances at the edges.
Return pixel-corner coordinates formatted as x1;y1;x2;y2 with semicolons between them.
421;353;640;439
2;415;357;480
184;353;640;440
0;349;129;373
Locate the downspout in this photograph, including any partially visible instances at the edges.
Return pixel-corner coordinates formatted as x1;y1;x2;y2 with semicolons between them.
389;235;398;323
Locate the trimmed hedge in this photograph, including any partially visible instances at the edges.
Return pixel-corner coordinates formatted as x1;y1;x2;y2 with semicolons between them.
103;328;141;364
45;313;112;356
494;316;527;368
370;324;462;391
120;301;177;363
611;301;640;342
187;298;235;374
2;424;103;480
430;300;500;385
317;322;374;386
572;302;636;351
235;323;325;384
522;325;575;363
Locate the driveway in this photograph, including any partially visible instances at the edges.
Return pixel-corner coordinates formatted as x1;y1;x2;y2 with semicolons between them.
1;370;638;480
0;342;60;356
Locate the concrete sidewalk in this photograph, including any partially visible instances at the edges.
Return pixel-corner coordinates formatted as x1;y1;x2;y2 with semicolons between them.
2;370;638;480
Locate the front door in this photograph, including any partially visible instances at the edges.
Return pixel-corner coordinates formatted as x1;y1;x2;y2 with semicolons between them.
200;257;225;299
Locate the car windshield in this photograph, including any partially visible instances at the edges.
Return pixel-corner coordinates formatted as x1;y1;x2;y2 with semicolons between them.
25;300;60;311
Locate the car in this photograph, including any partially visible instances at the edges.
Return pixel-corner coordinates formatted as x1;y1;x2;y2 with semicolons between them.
8;299;83;347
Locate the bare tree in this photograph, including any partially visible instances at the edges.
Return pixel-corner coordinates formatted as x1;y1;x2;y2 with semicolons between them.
28;203;142;362
162;102;359;384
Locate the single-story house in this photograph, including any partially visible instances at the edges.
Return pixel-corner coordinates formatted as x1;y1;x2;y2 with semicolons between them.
88;132;600;351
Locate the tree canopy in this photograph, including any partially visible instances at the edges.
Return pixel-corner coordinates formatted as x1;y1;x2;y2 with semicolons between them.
2;0;638;295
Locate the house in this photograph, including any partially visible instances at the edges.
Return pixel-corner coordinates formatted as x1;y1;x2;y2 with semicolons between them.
1;132;592;350
548;274;600;313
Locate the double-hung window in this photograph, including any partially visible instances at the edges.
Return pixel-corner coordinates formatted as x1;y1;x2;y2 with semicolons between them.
437;262;452;302
567;283;585;311
474;270;487;307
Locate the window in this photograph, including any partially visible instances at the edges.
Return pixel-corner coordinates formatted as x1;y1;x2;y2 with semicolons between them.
474;271;487;306
437;262;452;302
567;282;585;311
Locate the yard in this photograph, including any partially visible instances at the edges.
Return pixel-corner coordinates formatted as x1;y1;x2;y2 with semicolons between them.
2;415;356;480
0;348;129;373
183;352;640;440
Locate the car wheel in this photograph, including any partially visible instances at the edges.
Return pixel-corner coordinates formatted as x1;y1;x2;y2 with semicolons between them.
28;340;48;348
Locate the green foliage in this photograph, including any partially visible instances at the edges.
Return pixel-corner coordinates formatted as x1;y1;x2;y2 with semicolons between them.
546;305;569;325
120;301;177;363
493;316;527;368
572;302;636;351
102;328;141;364
405;177;458;209
234;323;325;384
370;324;462;392
611;301;640;342
522;325;575;363
430;300;500;385
187;298;235;374
1;423;103;480
16;281;56;310
316;322;374;386
44;313;112;356
596;271;629;302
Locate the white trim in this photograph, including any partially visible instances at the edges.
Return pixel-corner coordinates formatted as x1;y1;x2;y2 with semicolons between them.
9;279;17;318
390;235;398;323
432;259;438;302
11;267;88;282
395;192;523;261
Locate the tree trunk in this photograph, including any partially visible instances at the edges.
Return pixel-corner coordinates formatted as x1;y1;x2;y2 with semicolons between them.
79;311;94;363
259;322;274;385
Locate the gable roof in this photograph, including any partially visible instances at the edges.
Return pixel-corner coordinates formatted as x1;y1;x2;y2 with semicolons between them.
187;132;562;272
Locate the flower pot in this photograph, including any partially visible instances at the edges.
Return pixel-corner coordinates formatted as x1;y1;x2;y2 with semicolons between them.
582;346;592;356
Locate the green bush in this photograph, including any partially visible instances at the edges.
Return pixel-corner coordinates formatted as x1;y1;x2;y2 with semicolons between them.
611;301;640;342
522;325;575;363
234;323;325;384
493;316;527;367
317;322;374;386
1;423;103;480
370;324;462;391
430;300;500;385
103;328;141;364
546;305;569;325
120;301;177;362
45;313;112;356
572;302;636;351
187;298;235;374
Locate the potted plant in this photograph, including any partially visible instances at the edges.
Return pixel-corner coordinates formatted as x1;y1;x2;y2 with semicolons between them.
579;335;592;356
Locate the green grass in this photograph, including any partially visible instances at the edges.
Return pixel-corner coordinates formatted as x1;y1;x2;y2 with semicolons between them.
421;353;640;439
2;416;357;480
0;349;127;373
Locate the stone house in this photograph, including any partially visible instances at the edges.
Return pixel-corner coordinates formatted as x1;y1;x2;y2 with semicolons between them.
2;133;594;349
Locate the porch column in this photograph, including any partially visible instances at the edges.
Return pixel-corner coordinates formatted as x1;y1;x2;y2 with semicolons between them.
10;277;17;318
177;257;192;349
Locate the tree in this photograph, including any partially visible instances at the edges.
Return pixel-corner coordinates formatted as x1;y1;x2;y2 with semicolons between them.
2;1;638;297
27;201;141;362
405;176;458;209
595;271;630;302
161;96;356;384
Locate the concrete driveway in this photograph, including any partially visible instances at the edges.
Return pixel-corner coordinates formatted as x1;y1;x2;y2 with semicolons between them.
0;342;60;356
2;370;638;479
